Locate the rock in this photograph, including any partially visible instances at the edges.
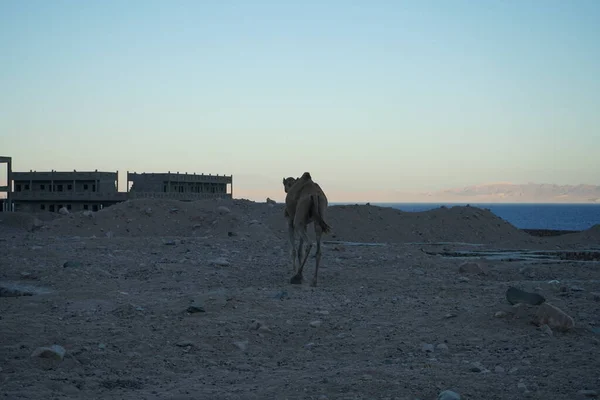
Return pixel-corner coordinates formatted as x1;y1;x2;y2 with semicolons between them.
421;343;434;352
266;198;276;205
186;305;205;313
438;389;461;400
144;207;152;215
457;276;470;283
217;206;231;214
494;311;507;318
458;261;488;275
63;261;83;268
19;272;36;280
233;340;248;351
31;345;66;360
577;390;598;398
249;319;271;333
82;210;94;218
495;366;505;373
470;361;490;373
506;286;546;305
571;285;585;292
540;324;553;336
210;257;230;267
590;292;600;302
518;382;528;392
436;343;449;351
444;313;457;319
58;207;69;215
535;302;575;331
175;340;195;347
309;320;322;328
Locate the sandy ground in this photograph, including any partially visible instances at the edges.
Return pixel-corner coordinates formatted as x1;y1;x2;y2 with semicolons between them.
1;198;599;400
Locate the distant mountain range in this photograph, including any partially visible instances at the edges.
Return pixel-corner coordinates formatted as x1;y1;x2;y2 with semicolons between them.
418;183;600;203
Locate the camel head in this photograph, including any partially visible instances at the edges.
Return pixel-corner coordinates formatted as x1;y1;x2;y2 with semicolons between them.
282;177;297;193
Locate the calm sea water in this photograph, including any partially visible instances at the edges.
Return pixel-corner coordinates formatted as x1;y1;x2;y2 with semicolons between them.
331;202;600;231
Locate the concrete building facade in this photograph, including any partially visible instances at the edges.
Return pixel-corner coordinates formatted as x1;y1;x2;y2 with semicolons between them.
6;164;233;213
127;171;233;200
11;170;127;213
0;156;12;212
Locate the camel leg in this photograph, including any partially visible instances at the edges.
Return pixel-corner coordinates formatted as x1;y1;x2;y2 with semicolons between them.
290;224;312;285
287;218;297;272
311;225;323;287
296;236;304;272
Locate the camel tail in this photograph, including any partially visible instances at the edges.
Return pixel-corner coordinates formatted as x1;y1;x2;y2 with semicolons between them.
311;194;331;234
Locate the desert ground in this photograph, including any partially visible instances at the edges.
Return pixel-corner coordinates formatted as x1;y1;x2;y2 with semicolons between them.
1;198;599;400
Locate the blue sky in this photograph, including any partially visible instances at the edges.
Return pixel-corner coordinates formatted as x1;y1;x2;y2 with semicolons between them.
1;0;598;201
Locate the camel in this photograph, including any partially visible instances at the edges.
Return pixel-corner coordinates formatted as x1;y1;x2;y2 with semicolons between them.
282;172;331;287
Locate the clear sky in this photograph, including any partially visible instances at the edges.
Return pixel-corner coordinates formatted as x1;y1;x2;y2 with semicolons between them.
1;0;598;202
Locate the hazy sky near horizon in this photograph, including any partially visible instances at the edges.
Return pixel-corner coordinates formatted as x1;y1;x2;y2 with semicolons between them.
1;0;599;201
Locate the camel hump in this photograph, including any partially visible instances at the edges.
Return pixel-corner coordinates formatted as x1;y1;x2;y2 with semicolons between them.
301;172;312;180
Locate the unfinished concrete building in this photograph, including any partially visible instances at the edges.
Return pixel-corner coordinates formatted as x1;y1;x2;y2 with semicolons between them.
11;170;127;213
127;171;233;200
0;156;12;212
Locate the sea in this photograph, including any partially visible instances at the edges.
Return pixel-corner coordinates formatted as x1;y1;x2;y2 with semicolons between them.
331;203;600;231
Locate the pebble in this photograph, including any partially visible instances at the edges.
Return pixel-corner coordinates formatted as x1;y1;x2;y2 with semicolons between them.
186;305;205;313
540;324;553;336
444;313;458;319
421;343;435;352
309;320;322;328
494;366;505;373
217;206;231;214
63;261;83;268
210;257;231;267
438;390;461;400
436;343;449;351
517;382;528;392
233;340;248;351
31;344;66;361
577;390;598;398
458;276;470;283
494;311;507;318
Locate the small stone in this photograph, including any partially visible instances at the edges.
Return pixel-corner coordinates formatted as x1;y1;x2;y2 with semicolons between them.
82;210;94;217
309;320;322;328
518;382;528;392
217;206;231;214
495;366;505;373
421;343;435;352
436;343;449;351
458;261;488;275
58;207;69;215
540;324;553;336
509;367;519;374
164;240;179;246
233;340;248;351
98;343;106;350
20;272;36;280
590;292;600;302
317;396;329;400
186;305;205;313
175;340;194;347
31;345;66;360
63;261;83;268
444;313;457;319
494;311;507;318
458;276;470;283
577;389;598;398
535;302;575;331
571;286;585;292
438;389;461;400
210;257;230;267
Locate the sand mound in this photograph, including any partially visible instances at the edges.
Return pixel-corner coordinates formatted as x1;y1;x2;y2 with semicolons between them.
43;198;279;240
319;204;532;244
0;212;47;232
12;199;590;246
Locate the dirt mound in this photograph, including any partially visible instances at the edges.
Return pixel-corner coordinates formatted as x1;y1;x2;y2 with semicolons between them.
543;223;600;247
42;198;280;240
31;200;537;245
0;212;47;232
317;204;531;244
